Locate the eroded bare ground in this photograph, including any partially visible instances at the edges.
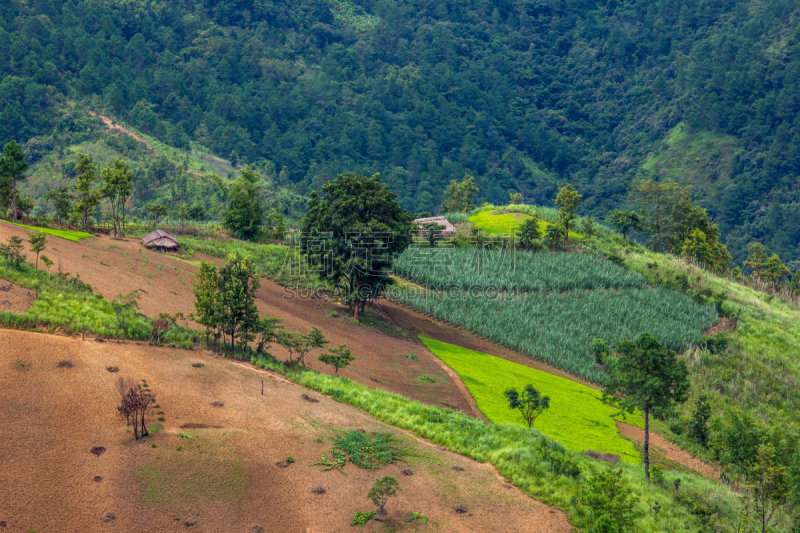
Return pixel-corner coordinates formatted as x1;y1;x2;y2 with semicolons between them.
0;221;720;480
0;222;476;417
0;279;36;314
0;329;571;533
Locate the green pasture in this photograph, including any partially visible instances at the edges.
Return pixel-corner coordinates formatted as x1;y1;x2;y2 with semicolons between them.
419;336;642;461
467;208;582;239
7;222;94;242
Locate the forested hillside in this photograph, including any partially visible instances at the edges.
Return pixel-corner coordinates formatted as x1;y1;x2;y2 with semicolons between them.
1;0;799;263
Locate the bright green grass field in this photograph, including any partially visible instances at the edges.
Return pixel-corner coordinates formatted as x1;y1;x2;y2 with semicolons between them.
419;336;643;462
8;222;94;242
467;209;582;239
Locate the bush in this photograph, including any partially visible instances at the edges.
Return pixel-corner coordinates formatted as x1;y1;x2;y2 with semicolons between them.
582;470;639;531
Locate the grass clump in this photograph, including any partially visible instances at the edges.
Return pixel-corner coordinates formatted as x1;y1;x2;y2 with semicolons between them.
334;431;404;470
420;336;642;459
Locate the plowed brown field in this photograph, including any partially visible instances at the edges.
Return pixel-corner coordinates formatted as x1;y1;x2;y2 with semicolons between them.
0;221;718;480
0;329;571;532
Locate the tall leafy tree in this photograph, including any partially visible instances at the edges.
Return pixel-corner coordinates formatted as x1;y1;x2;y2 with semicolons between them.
607;210;642;241
630;179;683;252
0;141;28;221
554;184;582;239
217;254;260;351
44;186;73;225
193;261;221;349
441;174;478;213
100;158;133;238
223;167;264;241
301;173;413;319
602;333;689;481
73;154;100;229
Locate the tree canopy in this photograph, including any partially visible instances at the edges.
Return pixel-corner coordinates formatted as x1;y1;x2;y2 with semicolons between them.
2;0;800;262
301;172;413;319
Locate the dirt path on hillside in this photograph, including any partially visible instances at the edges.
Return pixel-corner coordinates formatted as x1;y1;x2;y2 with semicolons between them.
0;329;571;532
89;111;156;152
0;279;36;313
616;422;720;479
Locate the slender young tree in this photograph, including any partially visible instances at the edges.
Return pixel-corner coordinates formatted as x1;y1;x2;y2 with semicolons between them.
193;261;221;349
223;167;264;240
217;254;260;351
602;333;689;481
554;184;582;239
44;186;73;225
749;443;788;533
28;231;47;268
1;141;28;221
368;476;401;520
504;384;550;429
73;154;100;229
101;158;134;238
517;217;542;250
318;344;355;375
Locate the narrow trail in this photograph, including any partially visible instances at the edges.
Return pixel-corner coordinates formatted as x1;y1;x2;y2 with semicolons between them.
616;421;720;479
89;111;157;153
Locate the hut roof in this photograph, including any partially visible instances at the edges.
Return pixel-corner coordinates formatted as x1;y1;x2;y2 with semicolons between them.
413;216;456;236
141;230;180;249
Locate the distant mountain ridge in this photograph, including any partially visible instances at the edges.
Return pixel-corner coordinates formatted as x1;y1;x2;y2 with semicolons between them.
1;0;799;263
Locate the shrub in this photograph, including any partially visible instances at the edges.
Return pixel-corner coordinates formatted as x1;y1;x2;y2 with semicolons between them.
582;470;639;532
368;476;401;520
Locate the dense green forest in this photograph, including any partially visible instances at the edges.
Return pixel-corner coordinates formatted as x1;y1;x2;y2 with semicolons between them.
1;0;799;264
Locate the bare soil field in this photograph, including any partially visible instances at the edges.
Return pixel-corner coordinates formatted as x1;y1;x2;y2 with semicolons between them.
0;221;717;479
0;222;475;416
0;329;571;532
0;279;36;313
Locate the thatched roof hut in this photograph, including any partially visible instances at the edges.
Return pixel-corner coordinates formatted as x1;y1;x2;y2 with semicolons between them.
141;230;180;251
413;216;456;236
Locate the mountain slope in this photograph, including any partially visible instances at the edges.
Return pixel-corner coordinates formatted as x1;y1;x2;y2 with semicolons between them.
1;0;800;261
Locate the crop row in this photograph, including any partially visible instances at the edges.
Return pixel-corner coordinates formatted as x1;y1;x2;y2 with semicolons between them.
393;247;646;292
394;287;717;382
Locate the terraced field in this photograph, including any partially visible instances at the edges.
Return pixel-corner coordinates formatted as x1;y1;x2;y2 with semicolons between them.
420;336;643;461
393;248;717;382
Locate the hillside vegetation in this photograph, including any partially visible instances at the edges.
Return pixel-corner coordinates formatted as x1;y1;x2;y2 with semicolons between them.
2;0;800;261
420;336;644;460
393;247;716;382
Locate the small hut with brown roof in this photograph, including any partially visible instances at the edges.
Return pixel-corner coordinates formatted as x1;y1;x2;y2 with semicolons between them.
412;216;457;236
141;230;180;251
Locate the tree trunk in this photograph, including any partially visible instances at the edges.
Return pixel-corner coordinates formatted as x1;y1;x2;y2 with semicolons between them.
11;187;18;221
375;504;384;520
644;404;650;481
